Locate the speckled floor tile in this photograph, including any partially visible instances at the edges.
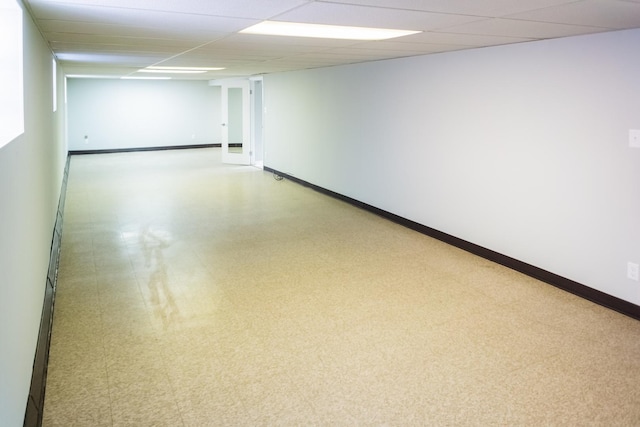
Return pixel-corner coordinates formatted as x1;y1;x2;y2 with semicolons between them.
43;148;640;426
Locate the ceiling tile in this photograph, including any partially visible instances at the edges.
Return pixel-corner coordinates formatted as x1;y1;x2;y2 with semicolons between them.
347;40;448;53
28;2;257;32
272;2;485;31
163;49;279;61
152;56;250;67
441;18;609;39
322;0;580;17
22;0;640;79
38;21;227;40
27;0;312;19
221;33;360;48
325;46;420;59
56;51;167;64
506;0;640;29
50;41;191;53
45;32;207;47
397;31;534;46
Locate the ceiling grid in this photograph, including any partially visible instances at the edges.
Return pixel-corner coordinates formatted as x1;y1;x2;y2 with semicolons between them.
22;0;640;79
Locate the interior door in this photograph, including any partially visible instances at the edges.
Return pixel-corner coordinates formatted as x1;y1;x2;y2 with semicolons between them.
250;78;264;168
221;80;251;165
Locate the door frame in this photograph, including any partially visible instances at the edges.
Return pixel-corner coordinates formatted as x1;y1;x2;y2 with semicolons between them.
211;78;251;165
249;76;264;168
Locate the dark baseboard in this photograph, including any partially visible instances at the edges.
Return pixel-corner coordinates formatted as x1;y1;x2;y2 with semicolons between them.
24;156;70;427
69;143;219;155
264;166;640;321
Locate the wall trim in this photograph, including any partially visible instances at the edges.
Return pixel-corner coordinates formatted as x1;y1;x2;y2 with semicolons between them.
24;156;70;427
68;143;245;155
69;143;220;155
264;166;640;321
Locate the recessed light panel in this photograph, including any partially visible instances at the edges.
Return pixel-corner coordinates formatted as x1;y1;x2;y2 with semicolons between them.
138;69;207;74
148;66;225;71
122;76;171;80
240;21;421;40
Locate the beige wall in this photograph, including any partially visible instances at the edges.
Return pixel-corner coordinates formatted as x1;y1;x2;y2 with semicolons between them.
264;28;640;306
67;78;220;151
0;1;67;425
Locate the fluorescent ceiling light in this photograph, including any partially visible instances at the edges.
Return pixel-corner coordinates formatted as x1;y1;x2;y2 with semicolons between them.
147;66;225;71
66;75;116;79
240;21;421;40
122;76;171;80
138;69;206;74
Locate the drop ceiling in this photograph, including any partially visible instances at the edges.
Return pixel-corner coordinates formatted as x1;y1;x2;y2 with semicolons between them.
23;0;640;80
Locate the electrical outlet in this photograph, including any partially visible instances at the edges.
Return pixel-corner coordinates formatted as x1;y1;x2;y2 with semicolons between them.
630;129;640;148
628;262;639;281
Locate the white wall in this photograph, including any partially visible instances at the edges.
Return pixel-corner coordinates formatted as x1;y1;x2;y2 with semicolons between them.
0;1;67;425
67;78;221;151
264;28;640;306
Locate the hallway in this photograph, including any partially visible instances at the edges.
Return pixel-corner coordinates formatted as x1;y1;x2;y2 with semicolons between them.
43;148;640;426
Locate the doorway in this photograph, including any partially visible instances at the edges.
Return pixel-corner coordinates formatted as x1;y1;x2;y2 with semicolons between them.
251;78;264;168
220;79;250;165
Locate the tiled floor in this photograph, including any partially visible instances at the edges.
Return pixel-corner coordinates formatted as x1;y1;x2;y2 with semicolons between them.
43;148;640;426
